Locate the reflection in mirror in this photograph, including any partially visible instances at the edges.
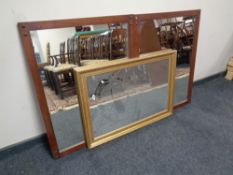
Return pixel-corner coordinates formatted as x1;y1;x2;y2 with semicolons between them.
87;59;169;138
30;22;129;152
139;16;195;105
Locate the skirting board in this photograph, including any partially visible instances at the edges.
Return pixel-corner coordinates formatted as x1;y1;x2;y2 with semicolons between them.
0;71;226;156
194;71;226;86
0;134;48;160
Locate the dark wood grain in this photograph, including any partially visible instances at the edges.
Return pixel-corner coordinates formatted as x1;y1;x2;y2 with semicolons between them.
59;142;87;157
187;11;201;103
18;24;60;158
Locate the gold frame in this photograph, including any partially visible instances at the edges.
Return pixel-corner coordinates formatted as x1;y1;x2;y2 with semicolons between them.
74;49;177;148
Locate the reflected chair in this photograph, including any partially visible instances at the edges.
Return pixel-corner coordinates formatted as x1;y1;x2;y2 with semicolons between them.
109;23;127;59
44;42;77;99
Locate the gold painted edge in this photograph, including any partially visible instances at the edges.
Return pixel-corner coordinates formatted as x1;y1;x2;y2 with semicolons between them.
74;49;174;73
74;49;177;149
90;111;171;148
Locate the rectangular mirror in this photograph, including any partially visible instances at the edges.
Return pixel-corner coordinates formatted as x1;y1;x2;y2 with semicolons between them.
18;15;131;158
32;23;129;151
74;50;177;148
137;10;200;108
30;27;86;153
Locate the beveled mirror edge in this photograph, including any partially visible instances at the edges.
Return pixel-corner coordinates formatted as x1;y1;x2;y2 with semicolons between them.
74;50;177;148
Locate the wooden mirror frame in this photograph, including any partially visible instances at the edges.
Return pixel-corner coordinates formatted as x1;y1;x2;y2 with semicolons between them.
18;9;200;158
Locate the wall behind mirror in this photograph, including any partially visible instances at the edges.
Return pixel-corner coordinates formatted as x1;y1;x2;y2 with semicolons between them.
18;10;200;158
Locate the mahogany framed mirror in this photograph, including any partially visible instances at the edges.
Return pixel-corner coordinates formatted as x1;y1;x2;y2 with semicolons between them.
18;15;133;158
18;9;200;158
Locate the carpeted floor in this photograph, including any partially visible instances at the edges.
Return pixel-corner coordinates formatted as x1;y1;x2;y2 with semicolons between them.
0;75;233;175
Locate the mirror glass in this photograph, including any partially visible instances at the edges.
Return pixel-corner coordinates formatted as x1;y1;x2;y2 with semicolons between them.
86;58;169;138
30;22;129;152
138;16;195;105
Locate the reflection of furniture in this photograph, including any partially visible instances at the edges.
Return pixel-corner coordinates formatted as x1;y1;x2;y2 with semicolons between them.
68;28;128;64
109;24;128;59
44;63;77;99
59;42;66;63
157;17;194;65
111;28;127;59
72;30;111;63
49;64;76;99
44;42;77;99
67;38;77;65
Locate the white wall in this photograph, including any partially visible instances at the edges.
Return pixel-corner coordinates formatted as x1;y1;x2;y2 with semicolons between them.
36;27;75;62
1;0;233;149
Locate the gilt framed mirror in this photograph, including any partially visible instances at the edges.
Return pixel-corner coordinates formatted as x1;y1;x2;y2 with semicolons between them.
74;50;177;148
18;9;200;158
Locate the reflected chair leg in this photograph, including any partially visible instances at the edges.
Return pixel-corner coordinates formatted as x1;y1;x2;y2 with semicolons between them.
53;72;64;99
46;70;54;90
50;71;57;93
44;70;51;88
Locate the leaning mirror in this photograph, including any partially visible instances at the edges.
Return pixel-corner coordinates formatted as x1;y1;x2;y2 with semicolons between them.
74;50;177;148
18;10;200;158
137;10;200;107
18;15;130;158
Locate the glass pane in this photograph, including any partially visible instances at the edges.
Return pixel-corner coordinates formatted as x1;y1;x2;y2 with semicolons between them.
29;22;128;151
30;27;84;151
87;59;169;137
138;16;196;105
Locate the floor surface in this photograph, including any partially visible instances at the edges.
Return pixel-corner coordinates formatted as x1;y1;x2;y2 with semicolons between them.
0;75;232;175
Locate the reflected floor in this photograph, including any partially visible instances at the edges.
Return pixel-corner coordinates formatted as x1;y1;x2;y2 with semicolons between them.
44;86;83;151
47;70;188;150
44;87;78;113
176;66;190;77
91;84;168;137
175;74;189;104
175;65;190;104
51;107;84;151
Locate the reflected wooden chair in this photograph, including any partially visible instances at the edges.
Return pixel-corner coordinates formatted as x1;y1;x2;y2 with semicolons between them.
73;30;111;66
44;42;77;99
43;42;55;90
157;18;193;65
109;23;127;59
